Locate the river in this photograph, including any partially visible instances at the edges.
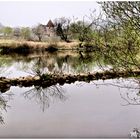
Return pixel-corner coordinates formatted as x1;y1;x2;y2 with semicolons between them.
0;50;139;138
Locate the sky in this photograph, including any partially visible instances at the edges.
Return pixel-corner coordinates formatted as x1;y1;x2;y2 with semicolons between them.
0;1;101;27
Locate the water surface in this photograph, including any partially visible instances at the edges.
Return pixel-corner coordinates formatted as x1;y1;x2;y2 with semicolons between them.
0;79;139;138
0;50;139;138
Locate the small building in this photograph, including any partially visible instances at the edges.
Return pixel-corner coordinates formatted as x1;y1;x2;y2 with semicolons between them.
36;20;60;42
45;20;56;37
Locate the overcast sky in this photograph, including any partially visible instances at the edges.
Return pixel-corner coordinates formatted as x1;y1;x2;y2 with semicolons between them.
0;1;101;27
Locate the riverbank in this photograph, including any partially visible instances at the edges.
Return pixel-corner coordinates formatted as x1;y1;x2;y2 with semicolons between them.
0;39;80;53
0;70;140;93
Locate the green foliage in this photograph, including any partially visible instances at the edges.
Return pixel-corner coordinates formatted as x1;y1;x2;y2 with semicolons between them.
69;21;93;42
96;2;140;71
98;2;140;44
2;27;13;37
0;28;3;34
99;2;140;30
21;27;31;40
41;74;51;80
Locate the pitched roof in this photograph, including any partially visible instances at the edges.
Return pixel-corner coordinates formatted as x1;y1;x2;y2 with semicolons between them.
46;20;54;27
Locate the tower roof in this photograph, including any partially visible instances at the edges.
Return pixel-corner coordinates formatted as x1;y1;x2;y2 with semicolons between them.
46;20;54;27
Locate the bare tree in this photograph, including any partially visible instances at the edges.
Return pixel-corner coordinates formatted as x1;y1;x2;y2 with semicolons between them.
32;24;45;41
99;2;140;31
54;17;71;42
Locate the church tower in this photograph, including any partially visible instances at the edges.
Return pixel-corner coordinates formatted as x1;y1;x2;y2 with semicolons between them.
46;20;55;37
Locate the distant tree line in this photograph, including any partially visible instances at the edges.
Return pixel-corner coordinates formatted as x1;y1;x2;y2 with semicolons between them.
0;1;140;51
0;25;32;41
0;16;94;43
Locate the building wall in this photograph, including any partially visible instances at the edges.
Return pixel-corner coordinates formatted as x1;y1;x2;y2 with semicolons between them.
46;27;56;37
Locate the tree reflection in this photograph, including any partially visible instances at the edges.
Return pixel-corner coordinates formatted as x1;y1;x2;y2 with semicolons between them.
0;91;13;124
13;50;107;76
119;79;140;106
22;85;67;112
0;55;13;77
92;78;140;106
22;57;48;76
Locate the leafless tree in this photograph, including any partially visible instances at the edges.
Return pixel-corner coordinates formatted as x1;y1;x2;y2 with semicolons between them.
54;17;71;42
32;24;45;41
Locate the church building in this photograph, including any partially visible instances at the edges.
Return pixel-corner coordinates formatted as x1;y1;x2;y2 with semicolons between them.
46;20;55;37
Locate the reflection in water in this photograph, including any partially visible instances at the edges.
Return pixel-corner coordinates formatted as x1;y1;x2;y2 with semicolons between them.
0;78;140;114
119;79;140;106
24;57;48;76
91;78;140;138
22;85;67;112
0;85;67;124
0;50;140;137
0;51;108;77
0;91;13;124
0;77;139;113
0;78;139;137
91;78;140;106
0;56;13;77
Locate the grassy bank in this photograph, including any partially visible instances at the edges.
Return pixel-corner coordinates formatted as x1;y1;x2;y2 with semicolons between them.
0;39;80;53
